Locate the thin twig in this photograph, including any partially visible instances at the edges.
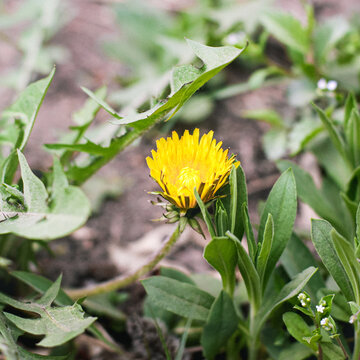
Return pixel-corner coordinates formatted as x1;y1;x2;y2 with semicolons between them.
65;224;181;299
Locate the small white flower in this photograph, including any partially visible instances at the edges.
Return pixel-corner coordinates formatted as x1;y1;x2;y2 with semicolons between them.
316;304;325;313
298;293;310;307
327;80;338;91
320;317;333;331
317;78;327;90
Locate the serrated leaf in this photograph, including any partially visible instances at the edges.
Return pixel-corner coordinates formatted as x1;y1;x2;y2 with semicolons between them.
0;283;96;348
142;276;214;321
0;152;90;240
11;271;72;306
0;313;67;360
4;303;95;347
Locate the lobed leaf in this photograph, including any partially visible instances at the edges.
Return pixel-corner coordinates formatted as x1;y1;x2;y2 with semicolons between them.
0;152;91;240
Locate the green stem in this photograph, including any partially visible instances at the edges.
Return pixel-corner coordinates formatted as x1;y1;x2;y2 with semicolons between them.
66;224;182;299
353;323;360;360
248;306;258;360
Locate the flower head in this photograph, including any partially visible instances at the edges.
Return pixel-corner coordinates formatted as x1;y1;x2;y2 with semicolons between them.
146;129;239;211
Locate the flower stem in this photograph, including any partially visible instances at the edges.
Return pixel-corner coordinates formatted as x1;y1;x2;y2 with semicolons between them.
335;336;349;359
353;323;360;360
66;225;182;299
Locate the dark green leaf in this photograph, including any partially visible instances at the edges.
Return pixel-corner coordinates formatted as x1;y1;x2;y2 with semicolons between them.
226;231;261;310
242;203;256;261
229;165;248;240
331;229;360;303
256;267;317;334
142;276;214;321
204;237;237;295
283;312;316;350
311;219;354;301
201;291;239;360
256;214;274;286
281;233;325;301
258;168;297;289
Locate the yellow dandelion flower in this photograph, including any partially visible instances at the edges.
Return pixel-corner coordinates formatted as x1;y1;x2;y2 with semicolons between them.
146;128;239;211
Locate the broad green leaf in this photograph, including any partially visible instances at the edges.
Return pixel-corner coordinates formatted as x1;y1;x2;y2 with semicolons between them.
0;283;96;347
281;233;325;301
204;237;237;295
277;160;345;234
311;219;354;301
256;214;274;286
0;152;91;240
283;312;316;351
278;342;313;360
331;230;360;303
258;168;297;289
260;10;309;54
255;267;317;334
201;291;239;360
160;267;195;285
321;342;346;360
226;231;261;310
60;40;245;184
142;276;214;321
